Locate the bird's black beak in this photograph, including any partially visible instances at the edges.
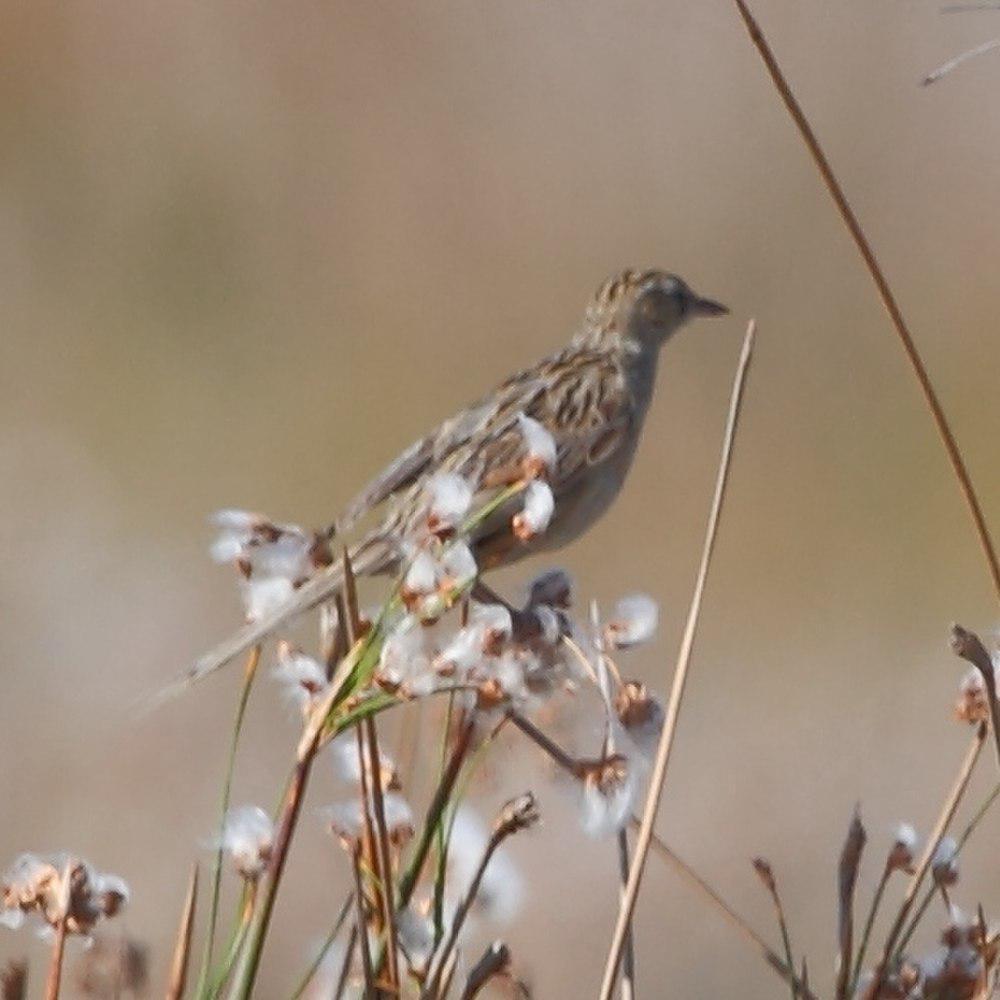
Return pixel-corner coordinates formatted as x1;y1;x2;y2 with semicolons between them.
690;294;729;318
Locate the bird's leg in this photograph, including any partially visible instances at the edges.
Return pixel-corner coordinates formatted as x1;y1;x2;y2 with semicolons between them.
471;581;543;643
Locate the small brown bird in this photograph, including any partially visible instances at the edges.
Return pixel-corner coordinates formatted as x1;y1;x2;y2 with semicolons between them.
189;268;727;685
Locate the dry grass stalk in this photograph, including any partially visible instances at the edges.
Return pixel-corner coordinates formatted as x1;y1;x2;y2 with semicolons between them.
731;0;1000;605
836;810;867;1000
597;320;756;1000
166;864;199;1000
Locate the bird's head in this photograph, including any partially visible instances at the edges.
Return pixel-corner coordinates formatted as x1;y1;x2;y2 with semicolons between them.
586;269;728;351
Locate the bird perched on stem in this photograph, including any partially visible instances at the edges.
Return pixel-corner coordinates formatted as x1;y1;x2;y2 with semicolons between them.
187;269;728;687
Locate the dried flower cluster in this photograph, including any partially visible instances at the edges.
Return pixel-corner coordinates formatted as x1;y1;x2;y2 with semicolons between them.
0;855;128;939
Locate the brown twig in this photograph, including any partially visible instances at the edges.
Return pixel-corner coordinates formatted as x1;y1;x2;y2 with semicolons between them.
44;860;74;1000
952;624;1000;771
460;942;511;1000
836;809;867;1000
597;321;755;1000
166;864;199;1000
870;725;986;994
731;0;1000;605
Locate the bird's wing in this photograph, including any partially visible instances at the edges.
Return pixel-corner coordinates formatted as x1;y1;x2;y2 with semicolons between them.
448;344;633;493
342;344;629;530
336;394;530;533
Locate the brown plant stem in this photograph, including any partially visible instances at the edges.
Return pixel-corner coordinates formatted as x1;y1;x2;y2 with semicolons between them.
597;322;755;1000
167;864;199;1000
352;849;376;998
364;716;401;991
731;0;1000;605
44;860;74;1000
460;942;511;1000
396;717;474;911
836;810;867;1000
951;624;1000;772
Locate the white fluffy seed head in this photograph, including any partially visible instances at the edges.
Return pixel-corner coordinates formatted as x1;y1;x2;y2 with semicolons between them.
403;550;439;596
604;594;659;650
512;481;555;542
517;413;557;475
440;541;478;586
427;473;474;531
580;756;637;839
220;806;275;880
241;576;296;623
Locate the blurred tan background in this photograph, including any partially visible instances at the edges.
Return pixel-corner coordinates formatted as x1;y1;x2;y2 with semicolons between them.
2;1;999;995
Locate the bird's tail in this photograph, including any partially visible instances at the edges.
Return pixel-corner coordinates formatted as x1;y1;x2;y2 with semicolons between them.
152;537;392;708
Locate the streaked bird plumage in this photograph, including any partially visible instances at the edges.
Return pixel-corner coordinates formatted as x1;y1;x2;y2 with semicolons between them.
186;268;727;687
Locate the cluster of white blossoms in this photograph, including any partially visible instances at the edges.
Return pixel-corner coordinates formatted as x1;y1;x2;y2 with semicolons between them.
0;854;128;940
209;510;333;622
